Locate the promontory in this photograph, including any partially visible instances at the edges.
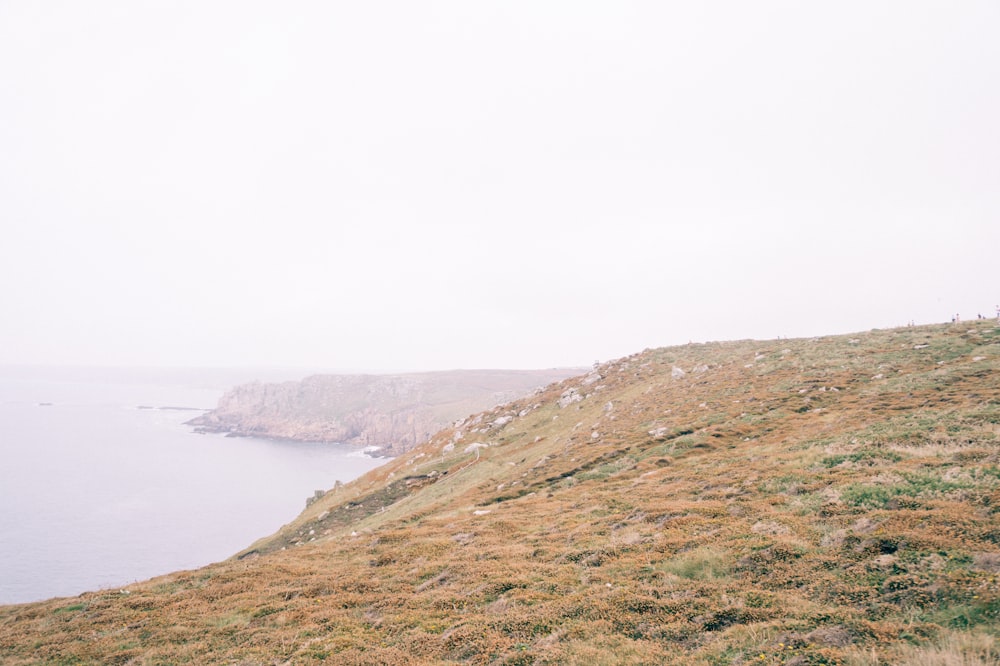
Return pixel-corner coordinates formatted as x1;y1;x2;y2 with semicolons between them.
187;368;581;455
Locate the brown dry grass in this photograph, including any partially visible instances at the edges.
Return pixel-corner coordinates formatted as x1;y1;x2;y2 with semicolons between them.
2;322;999;664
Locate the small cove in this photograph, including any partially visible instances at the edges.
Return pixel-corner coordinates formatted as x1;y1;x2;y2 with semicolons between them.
0;368;387;605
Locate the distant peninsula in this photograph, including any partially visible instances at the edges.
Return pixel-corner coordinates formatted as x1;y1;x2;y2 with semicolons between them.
187;369;581;455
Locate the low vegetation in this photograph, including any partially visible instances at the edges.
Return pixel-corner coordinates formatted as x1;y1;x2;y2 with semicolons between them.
2;322;999;664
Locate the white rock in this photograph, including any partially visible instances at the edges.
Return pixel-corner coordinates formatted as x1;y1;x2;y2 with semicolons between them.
558;389;583;408
671;367;686;379
464;442;489;453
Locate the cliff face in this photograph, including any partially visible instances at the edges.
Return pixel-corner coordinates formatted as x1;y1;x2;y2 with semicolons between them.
187;369;580;454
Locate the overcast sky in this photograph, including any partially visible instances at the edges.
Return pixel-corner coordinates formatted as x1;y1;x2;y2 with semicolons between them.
1;1;997;372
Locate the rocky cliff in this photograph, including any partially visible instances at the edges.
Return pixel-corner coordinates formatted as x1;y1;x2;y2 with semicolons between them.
187;369;580;454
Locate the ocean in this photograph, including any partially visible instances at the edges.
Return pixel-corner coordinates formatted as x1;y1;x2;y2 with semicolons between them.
0;367;387;605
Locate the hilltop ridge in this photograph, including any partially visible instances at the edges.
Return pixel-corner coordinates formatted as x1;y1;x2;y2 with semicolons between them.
2;322;999;664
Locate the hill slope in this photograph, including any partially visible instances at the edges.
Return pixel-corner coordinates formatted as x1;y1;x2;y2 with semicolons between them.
187;369;581;455
2;322;999;664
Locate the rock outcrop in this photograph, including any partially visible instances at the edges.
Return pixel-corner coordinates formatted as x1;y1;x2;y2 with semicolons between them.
187;369;580;455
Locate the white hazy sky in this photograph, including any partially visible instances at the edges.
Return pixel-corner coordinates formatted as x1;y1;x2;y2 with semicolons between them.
1;1;998;372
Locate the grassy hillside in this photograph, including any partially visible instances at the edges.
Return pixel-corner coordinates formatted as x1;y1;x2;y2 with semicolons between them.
2;322;999;664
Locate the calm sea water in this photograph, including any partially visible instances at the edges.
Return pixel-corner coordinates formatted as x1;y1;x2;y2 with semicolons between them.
0;367;388;605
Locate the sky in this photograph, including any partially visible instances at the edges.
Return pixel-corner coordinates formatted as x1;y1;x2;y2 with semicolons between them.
1;1;998;372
